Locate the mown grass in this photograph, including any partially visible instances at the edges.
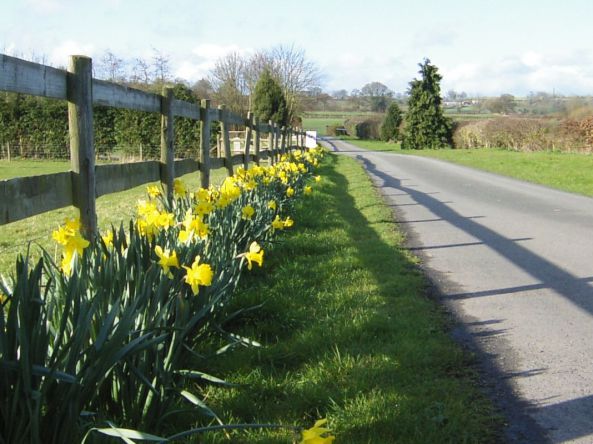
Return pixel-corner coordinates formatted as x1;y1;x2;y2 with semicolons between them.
0;163;228;276
302;117;344;135
193;153;499;443
0;159;70;179
347;139;593;197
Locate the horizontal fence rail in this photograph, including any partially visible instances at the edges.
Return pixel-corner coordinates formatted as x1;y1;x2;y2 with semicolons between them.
0;53;306;236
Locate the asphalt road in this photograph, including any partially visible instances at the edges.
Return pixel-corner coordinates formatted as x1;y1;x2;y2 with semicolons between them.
322;138;593;444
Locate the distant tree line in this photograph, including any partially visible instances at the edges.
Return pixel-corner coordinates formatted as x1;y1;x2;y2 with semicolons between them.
304;81;406;113
334;59;453;149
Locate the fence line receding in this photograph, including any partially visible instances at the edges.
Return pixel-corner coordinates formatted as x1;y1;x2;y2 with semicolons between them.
0;53;306;238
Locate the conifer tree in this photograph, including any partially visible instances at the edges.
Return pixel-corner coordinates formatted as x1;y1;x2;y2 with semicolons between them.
253;69;288;126
380;102;403;142
402;59;452;149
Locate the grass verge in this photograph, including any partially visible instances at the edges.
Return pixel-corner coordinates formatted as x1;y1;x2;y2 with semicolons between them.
346;139;593;197
196;153;499;443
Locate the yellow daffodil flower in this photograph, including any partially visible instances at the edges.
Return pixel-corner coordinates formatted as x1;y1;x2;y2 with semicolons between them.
64;231;90;257
52;226;70;246
195;200;214;216
60;250;74;276
174;179;187;196
156;211;175;229
63;217;81;232
183;256;213;295
101;231;114;248
178;229;193;244
242;205;255;220
137;200;158;217
147;185;161;198
220;177;242;202
155;246;179;279
286;187;295;197
272;215;285;230
243;241;264;270
314;175;321;183
301;418;335;444
244;179;257;191
268;200;277;211
183;210;209;239
283;216;294;228
304;186;312;195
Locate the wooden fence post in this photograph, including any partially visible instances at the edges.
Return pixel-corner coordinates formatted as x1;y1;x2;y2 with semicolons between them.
254;116;260;166
244;112;253;170
67;55;96;240
275;124;280;161
268;120;275;165
199;99;211;188
160;86;175;203
280;126;286;156
219;105;233;177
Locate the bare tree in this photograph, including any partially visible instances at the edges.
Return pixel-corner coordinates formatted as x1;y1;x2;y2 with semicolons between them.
265;44;321;123
130;57;151;85
192;78;214;100
332;89;349;100
98;50;126;82
244;50;273;106
209;44;321;121
210;51;249;114
152;49;171;85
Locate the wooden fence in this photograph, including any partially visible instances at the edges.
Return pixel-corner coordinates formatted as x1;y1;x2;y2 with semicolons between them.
0;54;306;239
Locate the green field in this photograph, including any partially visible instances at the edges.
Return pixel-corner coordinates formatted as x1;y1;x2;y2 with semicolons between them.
302;109;496;136
302;111;383;136
347;139;593;197
0;159;70;180
301;117;344;134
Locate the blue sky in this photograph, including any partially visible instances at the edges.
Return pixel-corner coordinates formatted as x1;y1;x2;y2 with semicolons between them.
2;0;593;96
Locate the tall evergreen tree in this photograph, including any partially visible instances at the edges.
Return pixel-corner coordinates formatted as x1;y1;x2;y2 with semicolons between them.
253;69;288;126
401;59;452;150
380;102;403;142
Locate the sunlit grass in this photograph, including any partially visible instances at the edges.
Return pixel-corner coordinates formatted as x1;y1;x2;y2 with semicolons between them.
194;153;500;443
348;139;593;197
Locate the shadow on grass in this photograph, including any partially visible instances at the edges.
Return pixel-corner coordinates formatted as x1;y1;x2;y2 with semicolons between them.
198;154;504;443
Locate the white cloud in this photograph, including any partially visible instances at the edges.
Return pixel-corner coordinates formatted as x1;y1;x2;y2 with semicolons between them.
3;43;18;56
49;40;96;67
25;0;64;13
322;52;410;93
174;60;214;82
521;51;542;67
442;50;593;96
191;43;252;60
413;26;458;48
169;43;254;82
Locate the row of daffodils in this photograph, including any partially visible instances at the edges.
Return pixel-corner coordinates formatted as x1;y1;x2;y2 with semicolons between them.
0;148;334;443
